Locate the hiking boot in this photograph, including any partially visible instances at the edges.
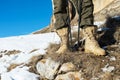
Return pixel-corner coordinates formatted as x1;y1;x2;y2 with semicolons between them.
83;26;106;56
56;27;68;54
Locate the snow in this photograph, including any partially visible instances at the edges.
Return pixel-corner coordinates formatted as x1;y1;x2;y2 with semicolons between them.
1;66;39;80
110;56;116;61
101;63;115;72
0;32;60;80
0;32;60;53
94;21;105;27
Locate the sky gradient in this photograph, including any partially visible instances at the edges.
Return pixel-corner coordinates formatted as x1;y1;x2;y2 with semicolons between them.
0;0;52;37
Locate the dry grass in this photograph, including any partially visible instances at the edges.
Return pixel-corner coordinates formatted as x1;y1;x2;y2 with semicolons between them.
46;43;60;55
45;41;120;80
7;63;21;72
100;72;113;80
29;49;39;53
6;50;21;56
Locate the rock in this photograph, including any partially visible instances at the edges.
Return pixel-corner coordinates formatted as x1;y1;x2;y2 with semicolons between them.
55;72;83;80
58;62;76;74
36;58;60;79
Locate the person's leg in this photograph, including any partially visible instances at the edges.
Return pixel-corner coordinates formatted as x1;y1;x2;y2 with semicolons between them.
79;0;105;55
52;0;68;54
53;0;68;29
70;0;93;26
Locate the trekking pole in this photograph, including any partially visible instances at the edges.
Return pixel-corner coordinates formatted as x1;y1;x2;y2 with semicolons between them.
70;0;83;51
67;0;83;52
67;0;73;51
77;0;83;47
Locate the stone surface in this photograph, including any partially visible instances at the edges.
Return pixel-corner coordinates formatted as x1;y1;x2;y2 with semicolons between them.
58;62;76;74
93;0;114;13
55;72;83;80
36;58;60;79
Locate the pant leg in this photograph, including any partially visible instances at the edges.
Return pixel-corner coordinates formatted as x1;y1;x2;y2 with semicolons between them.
80;0;94;27
53;0;68;30
70;0;94;27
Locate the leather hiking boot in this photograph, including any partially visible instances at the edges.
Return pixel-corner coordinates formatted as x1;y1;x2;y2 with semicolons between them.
56;28;68;54
83;26;106;56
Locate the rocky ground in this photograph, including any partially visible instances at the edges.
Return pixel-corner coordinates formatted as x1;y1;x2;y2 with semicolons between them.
33;1;120;78
94;0;120;21
35;16;120;80
30;0;120;79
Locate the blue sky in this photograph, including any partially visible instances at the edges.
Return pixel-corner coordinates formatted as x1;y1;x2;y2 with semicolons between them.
0;0;52;37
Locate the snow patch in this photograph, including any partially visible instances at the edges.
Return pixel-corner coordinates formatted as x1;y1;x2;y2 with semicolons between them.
101;63;115;72
0;32;60;53
110;56;116;61
1;66;39;80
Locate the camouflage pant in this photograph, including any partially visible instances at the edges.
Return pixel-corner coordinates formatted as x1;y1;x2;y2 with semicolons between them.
52;0;94;29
